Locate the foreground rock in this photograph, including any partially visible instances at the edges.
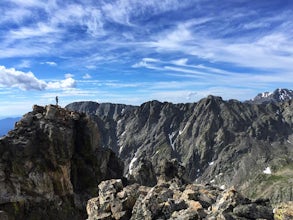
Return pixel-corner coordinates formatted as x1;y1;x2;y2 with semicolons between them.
274;201;293;220
0;105;124;219
87;159;273;220
87;178;274;220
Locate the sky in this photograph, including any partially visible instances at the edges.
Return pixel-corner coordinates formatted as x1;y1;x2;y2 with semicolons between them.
0;0;293;116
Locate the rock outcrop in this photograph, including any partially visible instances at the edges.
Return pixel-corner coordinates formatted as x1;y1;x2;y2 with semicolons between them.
66;95;293;204
274;201;293;220
87;160;274;220
0;105;124;219
87;178;274;220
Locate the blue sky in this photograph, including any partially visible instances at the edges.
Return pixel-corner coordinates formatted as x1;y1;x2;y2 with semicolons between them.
0;0;293;116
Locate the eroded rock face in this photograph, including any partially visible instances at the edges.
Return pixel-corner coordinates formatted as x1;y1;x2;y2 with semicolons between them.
0;105;124;219
66;97;293;204
87;178;274;220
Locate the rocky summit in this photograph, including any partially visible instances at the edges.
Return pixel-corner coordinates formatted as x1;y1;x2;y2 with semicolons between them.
248;88;293;104
0;105;124;219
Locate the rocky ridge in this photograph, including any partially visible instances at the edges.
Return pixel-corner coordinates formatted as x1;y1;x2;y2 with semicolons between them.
66;94;293;204
0;105;124;219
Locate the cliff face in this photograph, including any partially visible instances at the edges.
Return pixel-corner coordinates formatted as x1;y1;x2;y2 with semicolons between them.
0;105;124;219
66;97;293;204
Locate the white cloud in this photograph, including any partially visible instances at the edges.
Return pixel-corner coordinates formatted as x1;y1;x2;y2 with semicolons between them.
47;77;76;89
83;73;92;79
44;61;57;66
132;57;162;69
164;66;206;76
102;0;187;25
171;58;188;66
149;19;293;72
17;60;32;68
10;22;61;40
0;66;76;91
8;0;46;8
0;65;46;90
65;73;74;79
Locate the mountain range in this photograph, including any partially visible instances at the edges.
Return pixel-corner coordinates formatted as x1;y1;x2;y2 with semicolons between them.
0;117;21;136
66;88;293;204
248;88;293;104
0;89;293;219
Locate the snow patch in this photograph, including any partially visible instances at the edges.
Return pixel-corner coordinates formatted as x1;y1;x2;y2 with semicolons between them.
287;140;292;144
179;123;189;135
128;157;138;175
261;92;272;98
263;167;272;174
168;132;176;151
121;108;125;114
210;179;215;183
118;145;124;154
208;161;214;166
220;185;226;190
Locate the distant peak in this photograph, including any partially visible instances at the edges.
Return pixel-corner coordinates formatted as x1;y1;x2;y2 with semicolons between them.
249;88;293;104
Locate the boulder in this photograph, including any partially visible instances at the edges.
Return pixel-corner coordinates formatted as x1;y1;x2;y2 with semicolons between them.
274;201;293;220
128;158;157;186
87;174;274;219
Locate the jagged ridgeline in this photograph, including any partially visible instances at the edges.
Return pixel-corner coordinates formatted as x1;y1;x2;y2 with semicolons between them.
66;95;293;204
0;91;293;219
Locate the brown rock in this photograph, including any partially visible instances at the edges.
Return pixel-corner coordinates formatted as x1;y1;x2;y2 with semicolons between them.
274;201;293;220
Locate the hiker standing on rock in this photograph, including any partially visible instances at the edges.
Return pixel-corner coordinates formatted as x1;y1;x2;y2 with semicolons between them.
56;96;59;106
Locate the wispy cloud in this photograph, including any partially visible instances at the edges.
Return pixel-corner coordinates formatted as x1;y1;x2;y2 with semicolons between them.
171;58;188;66
17;60;32;68
65;73;74;79
1;0;293;114
82;73;92;79
132;58;162;70
43;61;57;66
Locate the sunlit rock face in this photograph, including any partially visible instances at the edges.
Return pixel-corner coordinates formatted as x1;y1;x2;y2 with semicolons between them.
0;105;124;219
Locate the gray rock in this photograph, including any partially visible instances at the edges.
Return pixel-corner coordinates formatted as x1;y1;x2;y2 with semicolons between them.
233;204;273;219
0;105;124;219
86;176;274;220
66;96;293;204
128;158;157;186
45;104;58;119
0;210;9;220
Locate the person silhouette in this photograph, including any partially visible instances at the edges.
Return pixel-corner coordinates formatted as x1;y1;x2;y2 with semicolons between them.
56;96;59;106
